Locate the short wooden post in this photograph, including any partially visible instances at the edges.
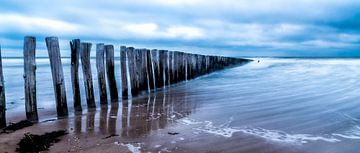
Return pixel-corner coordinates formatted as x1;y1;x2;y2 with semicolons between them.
120;46;128;99
0;44;6;128
45;37;68;117
96;43;108;104
80;42;96;109
24;36;38;121
105;45;118;102
70;39;82;112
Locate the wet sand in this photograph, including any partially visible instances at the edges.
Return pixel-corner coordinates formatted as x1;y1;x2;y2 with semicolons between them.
1;87;303;153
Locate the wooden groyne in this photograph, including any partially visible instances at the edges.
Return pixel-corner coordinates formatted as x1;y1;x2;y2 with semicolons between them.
0;36;251;128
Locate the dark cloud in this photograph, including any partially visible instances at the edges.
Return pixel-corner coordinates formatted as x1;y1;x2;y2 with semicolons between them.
0;0;359;57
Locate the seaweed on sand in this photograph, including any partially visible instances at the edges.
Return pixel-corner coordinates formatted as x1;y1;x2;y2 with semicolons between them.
1;120;34;133
16;130;67;153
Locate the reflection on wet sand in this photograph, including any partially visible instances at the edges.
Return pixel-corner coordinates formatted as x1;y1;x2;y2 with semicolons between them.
70;88;196;139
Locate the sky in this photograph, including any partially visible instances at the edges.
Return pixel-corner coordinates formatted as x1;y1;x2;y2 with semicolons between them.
0;0;359;57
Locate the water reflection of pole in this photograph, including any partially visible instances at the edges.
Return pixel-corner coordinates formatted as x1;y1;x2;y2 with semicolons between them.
159;90;167;129
86;110;95;132
121;99;129;137
74;113;82;133
99;105;108;134
108;101;118;135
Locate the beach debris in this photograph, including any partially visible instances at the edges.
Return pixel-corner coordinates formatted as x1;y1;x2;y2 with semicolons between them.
16;130;67;153
102;134;119;139
167;132;179;135
1;120;33;133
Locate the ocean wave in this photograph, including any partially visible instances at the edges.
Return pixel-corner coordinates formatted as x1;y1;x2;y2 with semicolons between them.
182;117;340;144
333;125;360;140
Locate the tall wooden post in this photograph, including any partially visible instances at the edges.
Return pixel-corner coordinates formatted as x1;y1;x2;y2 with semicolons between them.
0;44;6;128
45;37;68;117
105;45;118;102
120;46;128;99
24;36;38;121
96;43;108;104
70;39;82;112
80;42;96;109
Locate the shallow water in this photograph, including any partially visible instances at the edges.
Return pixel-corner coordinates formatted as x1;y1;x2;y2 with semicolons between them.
3;58;360;152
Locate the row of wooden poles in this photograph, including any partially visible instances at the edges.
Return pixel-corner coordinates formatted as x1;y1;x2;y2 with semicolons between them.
0;36;249;128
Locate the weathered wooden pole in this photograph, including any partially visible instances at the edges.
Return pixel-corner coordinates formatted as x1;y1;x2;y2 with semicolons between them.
127;47;139;96
120;46;128;99
169;51;175;84
96;43;108;104
70;39;82;112
0;44;6;128
151;49;161;89
105;45;118;102
140;49;149;92
23;36;38;121
80;42;96;109
173;51;180;83
45;37;68;117
146;49;155;90
159;50;167;88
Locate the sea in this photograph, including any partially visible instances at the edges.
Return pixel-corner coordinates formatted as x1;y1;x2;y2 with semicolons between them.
2;57;360;153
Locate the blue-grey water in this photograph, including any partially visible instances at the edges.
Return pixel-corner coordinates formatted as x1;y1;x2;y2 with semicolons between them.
3;58;360;153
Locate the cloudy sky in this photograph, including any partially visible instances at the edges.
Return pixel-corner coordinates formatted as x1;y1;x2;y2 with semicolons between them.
0;0;359;57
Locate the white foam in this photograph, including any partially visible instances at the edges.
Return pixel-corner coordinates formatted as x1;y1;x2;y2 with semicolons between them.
238;128;340;144
116;143;142;153
194;120;241;138
178;117;202;125
333;125;360;140
184;117;339;144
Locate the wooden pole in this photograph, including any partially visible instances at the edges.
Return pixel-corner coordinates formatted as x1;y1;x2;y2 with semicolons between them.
23;36;38;121
45;37;68;117
80;42;96;109
127;47;138;96
70;39;82;112
169;51;175;84
146;49;155;90
140;49;149;92
105;45;118;102
120;46;128;99
158;50;167;88
151;49;161;89
134;49;142;93
96;43;108;104
0;44;6;128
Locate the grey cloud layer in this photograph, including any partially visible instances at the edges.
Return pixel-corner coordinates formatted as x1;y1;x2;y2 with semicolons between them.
0;0;359;57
